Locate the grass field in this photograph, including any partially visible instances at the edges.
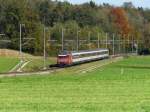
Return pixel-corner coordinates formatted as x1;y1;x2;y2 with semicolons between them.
0;49;56;72
0;57;19;73
0;56;150;112
22;57;56;72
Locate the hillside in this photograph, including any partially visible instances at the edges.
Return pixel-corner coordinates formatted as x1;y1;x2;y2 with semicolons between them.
0;49;33;57
0;0;150;55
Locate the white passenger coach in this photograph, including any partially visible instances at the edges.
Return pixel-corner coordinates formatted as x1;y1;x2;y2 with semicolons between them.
57;49;109;66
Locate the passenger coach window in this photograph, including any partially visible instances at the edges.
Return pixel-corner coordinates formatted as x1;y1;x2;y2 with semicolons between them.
73;55;79;59
72;51;108;59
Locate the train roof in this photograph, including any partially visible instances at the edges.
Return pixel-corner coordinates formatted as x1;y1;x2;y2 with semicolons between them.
59;49;108;56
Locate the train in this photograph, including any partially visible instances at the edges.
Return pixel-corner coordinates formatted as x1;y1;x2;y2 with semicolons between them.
57;49;109;66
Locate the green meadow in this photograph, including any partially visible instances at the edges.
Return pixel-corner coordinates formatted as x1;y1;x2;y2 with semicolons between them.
0;57;19;73
0;56;150;112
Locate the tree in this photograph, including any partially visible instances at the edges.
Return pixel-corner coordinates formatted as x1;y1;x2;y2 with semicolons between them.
111;7;132;37
0;0;149;55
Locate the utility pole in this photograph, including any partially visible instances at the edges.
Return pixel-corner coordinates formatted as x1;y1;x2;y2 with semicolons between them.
88;31;91;50
77;30;80;51
132;36;134;53
136;40;139;55
19;24;25;63
128;34;130;54
105;33;108;48
20;24;22;62
118;34;121;54
97;33;100;49
62;28;64;51
113;33;115;56
43;27;46;69
124;35;126;54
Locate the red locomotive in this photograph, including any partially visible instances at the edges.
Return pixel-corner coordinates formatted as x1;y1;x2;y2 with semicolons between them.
57;49;109;66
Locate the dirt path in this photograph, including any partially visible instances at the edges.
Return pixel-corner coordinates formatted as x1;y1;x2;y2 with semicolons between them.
9;61;22;72
16;61;30;72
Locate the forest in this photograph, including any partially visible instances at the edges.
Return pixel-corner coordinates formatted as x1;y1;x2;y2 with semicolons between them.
0;0;150;55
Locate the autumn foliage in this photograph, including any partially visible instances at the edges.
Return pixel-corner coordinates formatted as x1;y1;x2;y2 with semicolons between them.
111;7;132;37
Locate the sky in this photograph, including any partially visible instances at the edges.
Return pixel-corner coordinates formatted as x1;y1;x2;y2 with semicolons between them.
57;0;150;8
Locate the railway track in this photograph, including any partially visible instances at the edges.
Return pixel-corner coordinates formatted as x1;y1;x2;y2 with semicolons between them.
0;55;124;78
76;56;123;74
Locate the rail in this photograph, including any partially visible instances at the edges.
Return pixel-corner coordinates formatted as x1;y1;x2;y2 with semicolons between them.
0;55;125;78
